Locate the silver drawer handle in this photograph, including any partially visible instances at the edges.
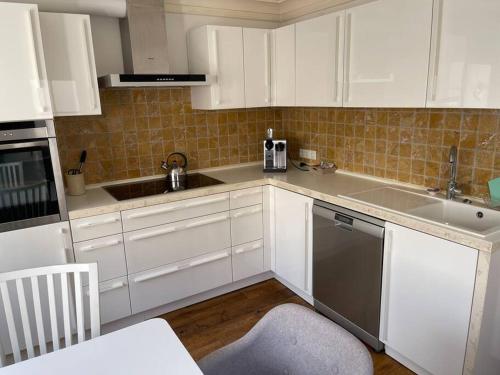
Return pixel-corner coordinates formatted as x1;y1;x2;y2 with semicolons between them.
232;207;262;219
128;214;229;242
133;251;230;283
79;239;122;252
232;191;262;199
85;281;127;296
77;217;120;228
126;196;229;220
234;242;262;255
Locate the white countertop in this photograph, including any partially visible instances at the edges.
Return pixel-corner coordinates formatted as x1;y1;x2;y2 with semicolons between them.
66;163;500;253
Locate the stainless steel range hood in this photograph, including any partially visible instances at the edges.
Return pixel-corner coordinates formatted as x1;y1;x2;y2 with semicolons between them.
99;0;210;88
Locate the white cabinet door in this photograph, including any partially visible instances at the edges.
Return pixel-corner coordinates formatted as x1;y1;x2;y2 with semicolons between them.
189;25;245;110
40;13;101;116
427;0;500;108
274;188;313;295
272;24;295;107
381;223;477;375
243;28;271;108
344;0;432;108
296;12;344;107
0;3;52;121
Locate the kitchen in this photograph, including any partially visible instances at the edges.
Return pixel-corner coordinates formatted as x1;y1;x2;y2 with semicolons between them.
0;0;499;374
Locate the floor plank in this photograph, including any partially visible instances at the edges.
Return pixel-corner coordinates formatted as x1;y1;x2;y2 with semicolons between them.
158;279;413;374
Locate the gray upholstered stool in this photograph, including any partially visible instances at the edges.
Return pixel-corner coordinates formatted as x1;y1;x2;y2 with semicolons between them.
198;303;373;375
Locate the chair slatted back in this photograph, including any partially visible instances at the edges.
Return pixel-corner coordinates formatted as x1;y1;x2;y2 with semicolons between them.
0;263;100;367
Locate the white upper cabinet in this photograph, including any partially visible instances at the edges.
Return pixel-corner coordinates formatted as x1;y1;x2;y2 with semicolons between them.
427;0;500;108
296;12;344;107
271;24;296;107
0;3;52;122
381;223;477;375
188;25;245;110
40;13;101;117
243;28;272;108
344;0;433;108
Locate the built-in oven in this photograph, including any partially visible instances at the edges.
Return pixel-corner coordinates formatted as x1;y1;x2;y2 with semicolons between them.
0;120;67;232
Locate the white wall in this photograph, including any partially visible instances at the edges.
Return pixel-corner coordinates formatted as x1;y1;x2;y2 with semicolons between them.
90;16;124;77
165;12;278;73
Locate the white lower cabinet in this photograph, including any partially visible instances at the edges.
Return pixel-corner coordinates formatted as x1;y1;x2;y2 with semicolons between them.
274;188;313;295
123;212;231;274
128;249;233;314
84;276;131;326
381;223;478;375
73;234;126;283
230;204;263;246
232;239;264;282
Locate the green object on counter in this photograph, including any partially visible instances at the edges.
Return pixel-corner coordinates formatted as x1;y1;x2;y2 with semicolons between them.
488;177;500;205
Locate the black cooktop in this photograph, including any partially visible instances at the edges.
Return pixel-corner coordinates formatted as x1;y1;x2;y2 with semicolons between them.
104;173;224;201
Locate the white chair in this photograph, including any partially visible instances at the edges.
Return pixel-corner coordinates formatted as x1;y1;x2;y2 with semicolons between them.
0;263;100;367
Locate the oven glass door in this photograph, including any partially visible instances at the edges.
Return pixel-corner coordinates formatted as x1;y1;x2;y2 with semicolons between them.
0;140;61;230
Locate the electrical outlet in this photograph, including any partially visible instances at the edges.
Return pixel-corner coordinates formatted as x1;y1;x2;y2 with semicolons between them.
299;149;317;160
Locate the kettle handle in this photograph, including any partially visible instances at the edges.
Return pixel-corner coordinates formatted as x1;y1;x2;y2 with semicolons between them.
166;152;188;169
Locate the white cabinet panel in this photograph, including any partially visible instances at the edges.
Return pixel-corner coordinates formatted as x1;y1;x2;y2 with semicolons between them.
84;276;131;326
427;0;500;108
70;212;122;242
296;12;344;107
189;25;245;110
230;205;263;246
121;193;229;232
232;239;264;282
40;13;101;116
230;187;263;210
272;24;295;107
124;212;231;274
274;188;313;294
74;234;127;283
381;223;477;375
128;249;232;314
243;28;272;108
0;3;52;121
344;0;432;108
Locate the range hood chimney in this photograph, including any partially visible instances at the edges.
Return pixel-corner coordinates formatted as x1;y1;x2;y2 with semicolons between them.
99;0;210;88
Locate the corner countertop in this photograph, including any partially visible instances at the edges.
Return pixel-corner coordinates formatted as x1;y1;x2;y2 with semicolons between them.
66;163;500;253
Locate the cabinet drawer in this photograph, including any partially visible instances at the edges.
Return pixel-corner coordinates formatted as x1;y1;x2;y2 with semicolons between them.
121;193;230;232
232;239;264;282
124;212;231;274
74;234;127;283
231;204;263;246
128;249;233;314
71;213;122;242
230;187;263;209
84;276;131;326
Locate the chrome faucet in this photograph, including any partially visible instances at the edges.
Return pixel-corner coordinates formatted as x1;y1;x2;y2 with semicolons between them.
446;145;460;200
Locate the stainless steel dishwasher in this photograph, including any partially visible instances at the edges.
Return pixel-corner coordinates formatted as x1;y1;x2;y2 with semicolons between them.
313;200;385;351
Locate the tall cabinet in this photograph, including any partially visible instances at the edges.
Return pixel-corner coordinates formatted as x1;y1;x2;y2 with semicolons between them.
427;0;500;108
188;25;245;110
295;12;345;107
40;13;101;116
343;0;433;107
0;3;53;121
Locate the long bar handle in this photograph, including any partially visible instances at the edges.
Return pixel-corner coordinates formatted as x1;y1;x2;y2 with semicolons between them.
380;228;394;343
344;12;353;104
81;18;99;110
430;0;444;102
79;239;122;252
212;29;222;106
264;31;271;104
333;15;341;104
234;241;263;255
77;217;119;228
231;206;262;219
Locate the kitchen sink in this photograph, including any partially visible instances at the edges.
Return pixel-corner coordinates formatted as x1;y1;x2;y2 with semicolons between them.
407;200;500;237
341;186;500;238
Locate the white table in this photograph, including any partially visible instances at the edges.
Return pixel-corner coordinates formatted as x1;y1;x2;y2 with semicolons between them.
0;319;202;375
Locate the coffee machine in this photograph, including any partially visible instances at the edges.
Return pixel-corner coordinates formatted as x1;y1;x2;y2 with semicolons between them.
263;128;287;173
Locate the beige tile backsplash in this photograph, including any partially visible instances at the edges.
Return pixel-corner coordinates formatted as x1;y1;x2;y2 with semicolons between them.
281;108;499;198
55;88;280;184
55;88;499;198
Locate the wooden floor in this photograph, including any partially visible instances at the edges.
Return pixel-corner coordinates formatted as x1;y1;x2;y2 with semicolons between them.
159;279;414;374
